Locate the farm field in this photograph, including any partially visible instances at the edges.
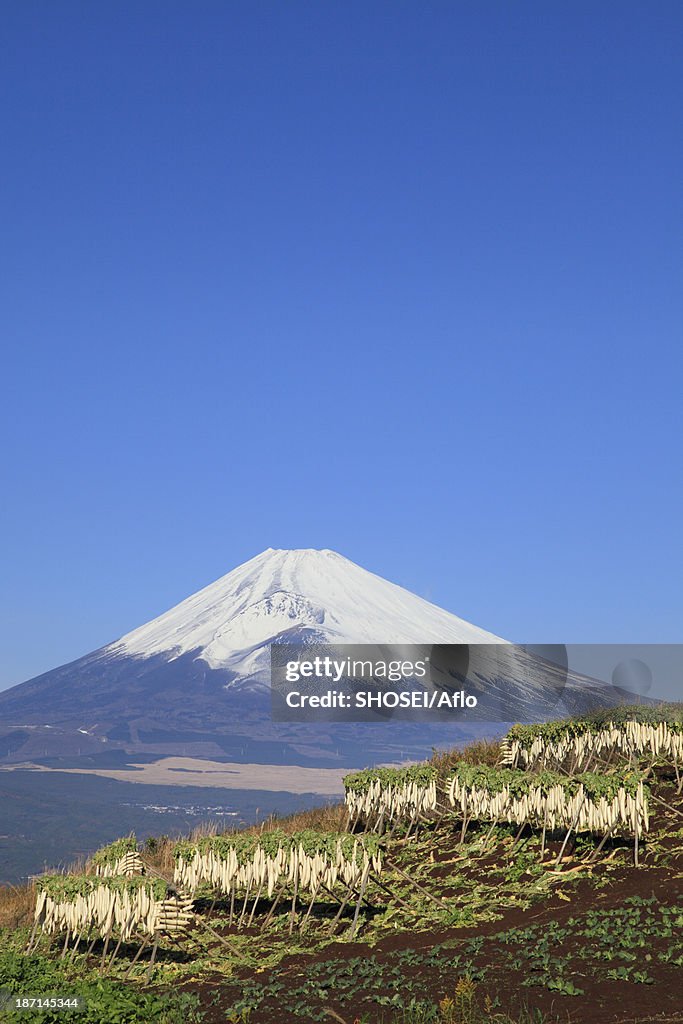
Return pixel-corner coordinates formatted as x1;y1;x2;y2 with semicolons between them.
1;706;682;1024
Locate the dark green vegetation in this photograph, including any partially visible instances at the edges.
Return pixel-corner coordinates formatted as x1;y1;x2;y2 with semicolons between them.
35;875;172;901
344;765;439;792
1;712;682;1024
0;948;201;1023
223;892;683;1016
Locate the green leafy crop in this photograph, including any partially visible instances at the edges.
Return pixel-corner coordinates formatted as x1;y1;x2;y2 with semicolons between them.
90;836;138;868
36;875;170;902
343;765;437;793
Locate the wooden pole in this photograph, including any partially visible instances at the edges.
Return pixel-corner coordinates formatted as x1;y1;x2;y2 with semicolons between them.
383;858;451;912
554;797;586;869
261;882;286;931
319;883;344;907
540;805;549;860
104;937;123;975
554;826;574;868
99;926;112;972
328;889;353;933
25;918;39;954
348;869;369;940
460;795;468;844
651;793;683;818
340;878;373;911
124;939;149;980
144;934;159;982
511;821;527;847
300;886;320;931
288;871;299;936
483;817;500;847
190;914;249;961
103;912;136;975
247;882;263;927
68;931;82;961
586;823;618;865
238;881;252;929
371;875;417;913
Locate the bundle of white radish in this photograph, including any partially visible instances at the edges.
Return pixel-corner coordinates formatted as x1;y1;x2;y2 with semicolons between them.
34;876;193;940
500;712;683;772
90;836;144;878
174;832;289;898
286;832;382;893
173;830;383;897
446;765;649;838
343;766;439;830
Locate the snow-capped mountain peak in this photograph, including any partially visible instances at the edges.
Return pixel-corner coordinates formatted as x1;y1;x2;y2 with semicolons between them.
109;548;505;678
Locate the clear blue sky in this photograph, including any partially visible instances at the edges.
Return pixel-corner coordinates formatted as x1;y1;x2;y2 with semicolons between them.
2;2;682;691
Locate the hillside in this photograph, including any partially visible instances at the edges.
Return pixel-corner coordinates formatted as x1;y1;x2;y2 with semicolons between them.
1;707;682;1023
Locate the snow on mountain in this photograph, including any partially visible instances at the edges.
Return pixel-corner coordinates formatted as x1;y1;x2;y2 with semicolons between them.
109;548;506;681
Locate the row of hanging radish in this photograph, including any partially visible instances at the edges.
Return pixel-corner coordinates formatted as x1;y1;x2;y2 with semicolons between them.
499;718;683;773
173;831;383;897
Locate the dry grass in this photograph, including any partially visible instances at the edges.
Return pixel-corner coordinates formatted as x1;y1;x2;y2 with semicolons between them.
244;800;348;837
430;738;501;780
0;882;34;930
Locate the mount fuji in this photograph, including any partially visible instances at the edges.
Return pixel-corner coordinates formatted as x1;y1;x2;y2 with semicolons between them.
0;548;614;766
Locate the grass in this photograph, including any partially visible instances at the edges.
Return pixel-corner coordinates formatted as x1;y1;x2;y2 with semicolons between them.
0;882;34;931
0;946;202;1023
